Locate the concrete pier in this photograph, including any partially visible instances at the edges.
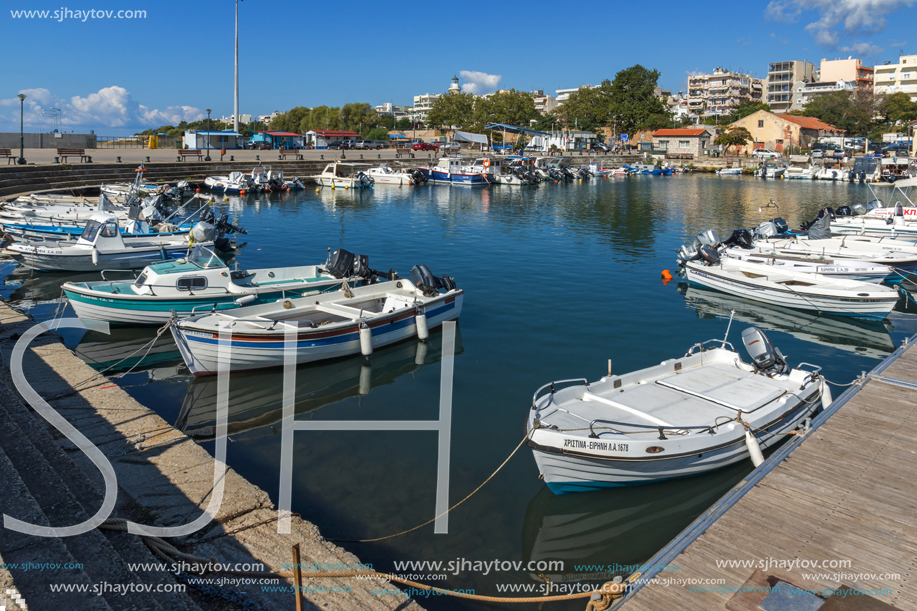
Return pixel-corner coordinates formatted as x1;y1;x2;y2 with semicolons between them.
617;335;917;611
0;301;423;611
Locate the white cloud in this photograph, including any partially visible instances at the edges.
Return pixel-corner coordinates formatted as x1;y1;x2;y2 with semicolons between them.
765;0;916;48
0;86;205;131
459;71;502;95
840;40;883;55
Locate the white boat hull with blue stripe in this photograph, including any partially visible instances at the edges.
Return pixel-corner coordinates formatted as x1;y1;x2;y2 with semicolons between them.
171;278;463;376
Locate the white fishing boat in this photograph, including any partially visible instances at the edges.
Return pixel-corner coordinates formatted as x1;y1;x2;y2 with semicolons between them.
367;164;426;185
0;193;130;224
63;245;360;325
312;162;375;188
827;206;917;242
814;163;848;181
526;327;827;492
249;165;305;191
754;234;917;280
204;171;258;194
783;155;817;180
716;167;743;176
720;247;892;283
171;264;462;376
681;251;898;319
7;214;202;272
754;161;786;179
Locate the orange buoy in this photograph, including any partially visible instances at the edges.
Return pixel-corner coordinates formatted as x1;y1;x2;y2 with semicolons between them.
661;270;673;280
240;189;246;195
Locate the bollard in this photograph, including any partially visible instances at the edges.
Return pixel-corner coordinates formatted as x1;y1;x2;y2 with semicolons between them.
54;156;59;164
230;155;234;161
378;154;381;159
116;156;122;163
321;154;324;160
360;154;363;159
176;156;181;162
146;156;150;163
256;154;260;161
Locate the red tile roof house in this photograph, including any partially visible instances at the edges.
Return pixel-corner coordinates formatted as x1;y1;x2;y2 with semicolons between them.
651;128;712;158
729;110;843;153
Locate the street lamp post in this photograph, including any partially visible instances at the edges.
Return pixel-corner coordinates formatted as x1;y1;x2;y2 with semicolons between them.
234;0;242;132
17;94;27;165
205;109;212;161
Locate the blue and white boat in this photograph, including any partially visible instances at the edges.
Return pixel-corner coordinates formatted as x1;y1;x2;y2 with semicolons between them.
527;328;828;493
63;244;362;326
171;265;462;376
417;157;491;185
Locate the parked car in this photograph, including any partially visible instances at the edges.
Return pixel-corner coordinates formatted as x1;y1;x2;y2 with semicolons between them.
881;144;910;157
752;148;781;160
439;142;461;152
412;142;438;151
811;149;824;159
593;143;612;153
245;141;272;150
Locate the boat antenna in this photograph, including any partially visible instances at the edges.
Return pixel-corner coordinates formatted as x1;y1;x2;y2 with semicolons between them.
722;309;736;347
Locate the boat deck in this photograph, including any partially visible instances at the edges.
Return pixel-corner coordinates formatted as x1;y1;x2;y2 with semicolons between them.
618;337;917;610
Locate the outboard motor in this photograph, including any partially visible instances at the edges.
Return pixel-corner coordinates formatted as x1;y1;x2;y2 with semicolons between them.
851;203;867;215
200;208;215;225
756;221;779;239
806;212;832;240
411;169;427;184
410;264;440;296
741;327;788;374
698;244;720;265
723;229;754;249
215;212;246;235
357;172;374;187
696;229;722;248
865;200;881;213
128;202;142;221
769;218;788;235
835;206;852;217
676;244;697;267
562;167;576;180
326;248;356;279
98;193;115;212
191;221;216;244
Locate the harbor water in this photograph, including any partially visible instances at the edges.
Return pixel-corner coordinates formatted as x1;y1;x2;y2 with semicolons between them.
4;174;917;610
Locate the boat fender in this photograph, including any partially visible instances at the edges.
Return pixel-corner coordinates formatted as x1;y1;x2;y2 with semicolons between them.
358;363;372;396
415;340;428;366
359;323;373;357
415;309;429;341
91;249;99;266
234;294;257;306
745;430;765;467
820;378;833;410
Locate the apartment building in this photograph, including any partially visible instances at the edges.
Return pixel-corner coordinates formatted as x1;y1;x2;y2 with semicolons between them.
555;85;596;105
792;80;857;108
765;60;816;112
531;90;557;114
874;54;917;102
819;57;873;93
686;68;764;117
411;76;462;124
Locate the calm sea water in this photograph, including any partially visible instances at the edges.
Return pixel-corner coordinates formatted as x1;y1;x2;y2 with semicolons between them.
5;174;917;610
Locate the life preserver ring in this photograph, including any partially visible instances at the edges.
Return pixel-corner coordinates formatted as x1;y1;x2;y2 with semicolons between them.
483;159;491;168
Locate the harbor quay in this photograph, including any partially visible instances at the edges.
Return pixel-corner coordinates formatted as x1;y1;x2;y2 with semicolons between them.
0;300;424;611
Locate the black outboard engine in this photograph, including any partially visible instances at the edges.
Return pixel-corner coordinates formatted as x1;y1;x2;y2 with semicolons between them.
698;244;720;265
723;229;754;249
741;327;788;374
326;249;355;279
835;206;852;217
357;172;374;187
577;167;591;179
562;167;576;180
215;212;247;235
411;169;427;184
200;208;215;225
410;264;439;296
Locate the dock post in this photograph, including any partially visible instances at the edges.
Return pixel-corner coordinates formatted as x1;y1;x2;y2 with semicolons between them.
292;543;304;611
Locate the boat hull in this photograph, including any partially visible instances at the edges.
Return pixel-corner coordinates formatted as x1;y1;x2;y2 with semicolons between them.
10;246;189;272
418;168;489;185
172;294;463;376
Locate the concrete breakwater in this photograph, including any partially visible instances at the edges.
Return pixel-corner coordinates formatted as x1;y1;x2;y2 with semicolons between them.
0;300;422;611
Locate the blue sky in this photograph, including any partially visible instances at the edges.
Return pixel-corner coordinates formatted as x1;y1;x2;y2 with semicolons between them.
2;0;914;134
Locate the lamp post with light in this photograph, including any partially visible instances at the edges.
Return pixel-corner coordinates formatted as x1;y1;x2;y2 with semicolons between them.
17;94;27;165
205;109;212;161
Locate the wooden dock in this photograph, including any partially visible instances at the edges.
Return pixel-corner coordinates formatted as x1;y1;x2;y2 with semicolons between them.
618;337;917;611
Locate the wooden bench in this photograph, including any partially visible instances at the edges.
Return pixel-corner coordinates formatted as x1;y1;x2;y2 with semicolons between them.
395;148;413;158
278;149;304;160
57;148;91;163
0;148;15;164
665;153;694;160
177;149;205;161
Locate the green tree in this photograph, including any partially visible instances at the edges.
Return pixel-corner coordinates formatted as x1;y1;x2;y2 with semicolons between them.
396;117;412;130
426;91;475;129
377;115;396;130
715;126;753;155
340;103;379;135
878;92;917;126
473;89;538;128
366;126;389;141
802;91;871;135
608;65;670;133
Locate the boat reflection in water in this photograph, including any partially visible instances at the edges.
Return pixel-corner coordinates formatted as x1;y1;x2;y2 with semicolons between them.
680;284;895;359
2;270;101;304
73;326;186;380
522;462;748;585
175;326;463;440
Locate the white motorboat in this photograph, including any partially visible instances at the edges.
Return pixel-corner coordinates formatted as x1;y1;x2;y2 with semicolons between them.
312;162;375;188
716;167;743;176
171;264;462;376
205;171;258;194
681;250;898;319
754;161;786;179
250;165;305;191
720;247;892;283
63;244;360;326
417;157;492;185
8;214;202;272
0;193;131;224
827;207;917;242
367;164;426;186
814;163;848;181
526;327;827;492
754;234;917;281
783;155;817;180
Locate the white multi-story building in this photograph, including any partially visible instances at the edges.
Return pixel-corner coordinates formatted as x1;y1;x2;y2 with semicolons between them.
819;57;873;94
555;85;597;105
259;111;284;125
411;76;462;124
687;68;764;117
792;80;857;108
375;103;410;121
531;90;557;114
874;54;917;102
